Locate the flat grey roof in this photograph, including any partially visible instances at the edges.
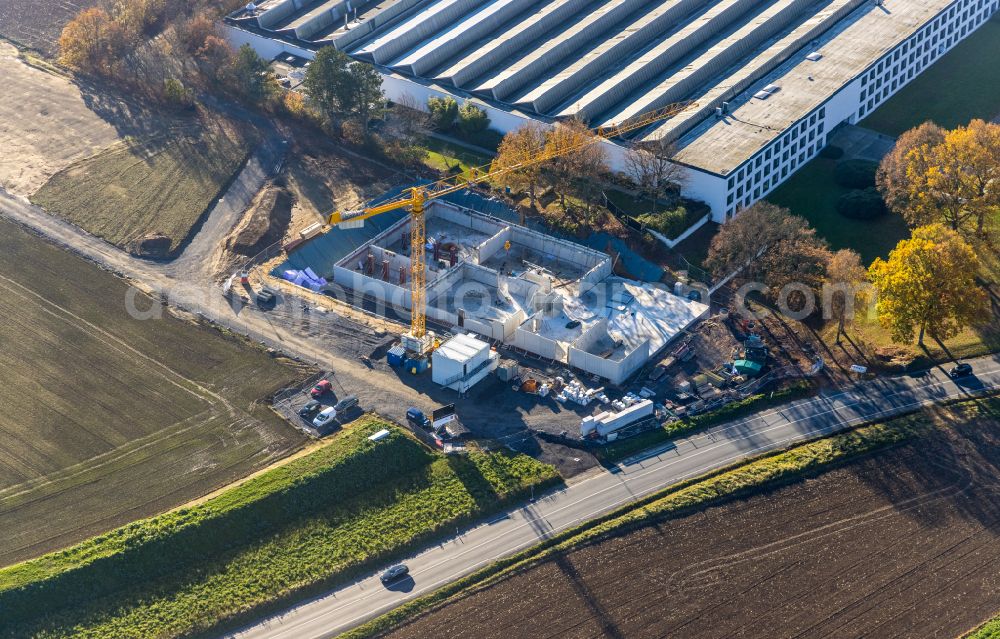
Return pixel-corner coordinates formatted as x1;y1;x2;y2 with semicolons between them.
672;0;958;174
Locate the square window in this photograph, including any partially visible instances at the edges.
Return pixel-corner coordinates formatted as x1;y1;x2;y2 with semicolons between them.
727;193;734;205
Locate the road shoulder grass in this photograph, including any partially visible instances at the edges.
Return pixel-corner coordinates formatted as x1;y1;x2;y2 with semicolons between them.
0;418;559;639
343;394;998;639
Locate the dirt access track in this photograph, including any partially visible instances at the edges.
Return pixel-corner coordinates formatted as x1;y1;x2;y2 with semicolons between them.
386;399;1000;639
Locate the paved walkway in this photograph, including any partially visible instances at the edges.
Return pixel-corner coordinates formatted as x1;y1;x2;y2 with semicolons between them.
828;124;897;162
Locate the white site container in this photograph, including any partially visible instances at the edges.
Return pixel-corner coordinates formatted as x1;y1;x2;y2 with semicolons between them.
432;333;497;393
580;399;655;438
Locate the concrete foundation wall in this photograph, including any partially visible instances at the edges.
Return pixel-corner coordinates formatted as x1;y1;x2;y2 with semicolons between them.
509;225;605;270
571;317;610;353
514;318;567;361
568;337;649;384
476;226;513;265
332;264;412;307
579;259;613;295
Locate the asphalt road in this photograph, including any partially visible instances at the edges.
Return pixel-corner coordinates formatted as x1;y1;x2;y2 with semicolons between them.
230;354;1000;639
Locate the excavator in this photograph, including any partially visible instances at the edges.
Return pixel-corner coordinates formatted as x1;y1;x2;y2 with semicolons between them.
325;100;696;359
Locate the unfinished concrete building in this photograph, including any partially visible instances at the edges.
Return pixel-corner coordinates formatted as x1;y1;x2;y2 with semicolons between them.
228;0;999;222
272;201;708;385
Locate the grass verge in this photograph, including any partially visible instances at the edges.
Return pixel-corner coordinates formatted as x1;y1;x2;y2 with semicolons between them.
31;113;251;256
597;380;815;463
765;157;910;264
343;394;998;639
0;418;559;639
967;616;1000;639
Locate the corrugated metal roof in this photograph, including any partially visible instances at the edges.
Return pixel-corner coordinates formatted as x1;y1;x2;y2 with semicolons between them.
436;333;488;363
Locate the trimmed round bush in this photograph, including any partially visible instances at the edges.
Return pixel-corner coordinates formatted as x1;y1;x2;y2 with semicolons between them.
818;145;845;159
836;187;887;219
834;159;878;189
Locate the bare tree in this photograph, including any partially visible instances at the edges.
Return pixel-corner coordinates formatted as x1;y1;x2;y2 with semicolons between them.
491;121;547;219
545;118;608;213
388;92;430;144
623;139;685;211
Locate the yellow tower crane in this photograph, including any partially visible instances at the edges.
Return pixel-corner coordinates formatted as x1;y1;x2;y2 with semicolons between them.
326;100;696;355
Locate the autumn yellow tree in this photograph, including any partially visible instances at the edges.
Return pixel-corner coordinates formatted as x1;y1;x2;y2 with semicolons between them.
876;121;944;214
823;249;871;343
869;224;986;346
58;7;127;73
491;122;547;215
881;120;1000;240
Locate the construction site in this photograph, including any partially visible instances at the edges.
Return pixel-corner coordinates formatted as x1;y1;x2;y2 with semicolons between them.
273;199;708;386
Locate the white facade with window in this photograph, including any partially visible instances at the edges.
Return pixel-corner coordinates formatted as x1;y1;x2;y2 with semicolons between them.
681;0;999;222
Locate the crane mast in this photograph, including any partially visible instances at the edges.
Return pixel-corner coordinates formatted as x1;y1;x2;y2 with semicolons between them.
326;101;696;356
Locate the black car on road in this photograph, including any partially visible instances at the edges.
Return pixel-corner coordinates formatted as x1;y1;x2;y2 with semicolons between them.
949;362;974;378
380;564;409;585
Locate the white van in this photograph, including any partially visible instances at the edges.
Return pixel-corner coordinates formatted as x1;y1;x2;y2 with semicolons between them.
312;407;336;428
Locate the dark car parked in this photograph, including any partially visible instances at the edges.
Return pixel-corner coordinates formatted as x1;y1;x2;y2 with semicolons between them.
298;400;321;417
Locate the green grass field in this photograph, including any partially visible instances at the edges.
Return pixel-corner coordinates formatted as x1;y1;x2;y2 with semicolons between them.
420;137;493;177
765;158;910;264
32;115;251;256
0;419;558;639
0;217;307;567
861;17;1000;136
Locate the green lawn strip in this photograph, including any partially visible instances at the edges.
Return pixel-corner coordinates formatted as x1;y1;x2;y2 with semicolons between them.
597;380;815;463
420;137;493;177
31;117;251;255
861;18;1000;136
765;157;910;264
343;395;997;639
966;615;1000;639
0;419;559;638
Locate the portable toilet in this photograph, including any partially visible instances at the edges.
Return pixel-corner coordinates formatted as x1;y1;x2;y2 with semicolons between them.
386;345;406;367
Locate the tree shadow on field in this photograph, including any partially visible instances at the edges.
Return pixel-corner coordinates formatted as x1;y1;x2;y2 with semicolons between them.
75;80;181;140
446;454;500;512
553;553;627;639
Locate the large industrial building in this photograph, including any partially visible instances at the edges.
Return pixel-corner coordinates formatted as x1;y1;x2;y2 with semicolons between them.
228;0;998;220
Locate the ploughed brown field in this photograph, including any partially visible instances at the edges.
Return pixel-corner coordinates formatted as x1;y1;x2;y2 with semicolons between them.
387;402;1000;639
